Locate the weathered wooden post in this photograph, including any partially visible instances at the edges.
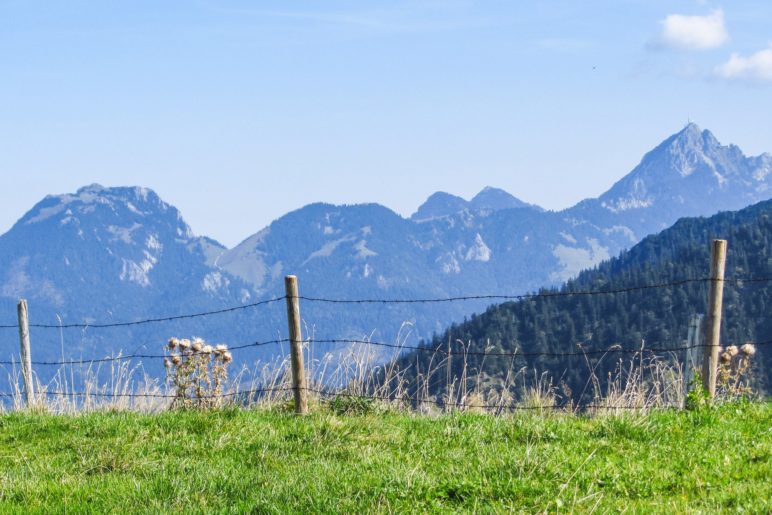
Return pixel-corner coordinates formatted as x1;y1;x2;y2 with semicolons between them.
701;239;727;399
284;276;308;415
17;299;34;407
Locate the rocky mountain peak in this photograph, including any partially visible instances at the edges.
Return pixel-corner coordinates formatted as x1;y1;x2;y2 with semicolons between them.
470;186;542;212
18;184;192;240
411;192;469;221
570;124;770;236
665;123;721;156
412;187;541;221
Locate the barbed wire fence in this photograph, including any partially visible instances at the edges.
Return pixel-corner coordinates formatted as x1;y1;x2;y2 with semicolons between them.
2;240;770;414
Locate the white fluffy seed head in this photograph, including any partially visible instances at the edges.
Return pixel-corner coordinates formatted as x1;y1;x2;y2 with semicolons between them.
178;339;191;350
725;345;739;358
740;343;756;356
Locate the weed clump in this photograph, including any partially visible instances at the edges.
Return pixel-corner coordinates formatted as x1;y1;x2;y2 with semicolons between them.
686;343;757;410
328;395;376;416
717;343;756;398
165;337;232;409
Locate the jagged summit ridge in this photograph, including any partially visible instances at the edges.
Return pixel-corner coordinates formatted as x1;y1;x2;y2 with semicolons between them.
3;185;233;298
590;123;769;217
22;184;175;229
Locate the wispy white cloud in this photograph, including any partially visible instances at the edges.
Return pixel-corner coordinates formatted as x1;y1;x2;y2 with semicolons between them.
715;45;772;82
656;9;728;50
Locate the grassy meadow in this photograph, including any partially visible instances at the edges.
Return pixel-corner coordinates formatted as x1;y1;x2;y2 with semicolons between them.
0;400;769;513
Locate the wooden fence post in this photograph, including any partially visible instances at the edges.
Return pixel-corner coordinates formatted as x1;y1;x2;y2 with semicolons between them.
284;276;308;415
701;239;727;399
17;299;34;407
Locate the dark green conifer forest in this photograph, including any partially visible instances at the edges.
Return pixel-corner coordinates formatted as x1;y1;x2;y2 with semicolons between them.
394;200;772;401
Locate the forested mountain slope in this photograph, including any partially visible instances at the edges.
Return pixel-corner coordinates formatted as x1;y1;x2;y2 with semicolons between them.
394;200;772;398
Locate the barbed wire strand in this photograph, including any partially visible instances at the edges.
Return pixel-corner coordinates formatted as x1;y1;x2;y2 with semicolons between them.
0;385;680;411
0;338;768;367
0;386;294;400
0;296;286;330
0;275;769;330
0;338;290;366
296;276;772;305
304;387;680;412
310;338;772;358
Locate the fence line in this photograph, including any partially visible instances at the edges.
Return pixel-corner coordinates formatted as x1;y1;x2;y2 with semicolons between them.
2;241;770;412
303;387;682;412
296;276;772;304
0;338;291;366
0;296;287;330
1;337;768;368
309;338;772;358
0;275;770;331
0;386;293;400
0;385;681;412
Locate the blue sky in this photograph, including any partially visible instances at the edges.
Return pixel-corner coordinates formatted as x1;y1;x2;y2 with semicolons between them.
1;0;770;247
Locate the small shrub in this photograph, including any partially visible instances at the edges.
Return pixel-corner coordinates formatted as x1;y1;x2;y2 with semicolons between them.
328;395;376;416
685;373;710;411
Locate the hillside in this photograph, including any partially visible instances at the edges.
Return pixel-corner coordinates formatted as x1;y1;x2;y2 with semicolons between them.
393;199;772;399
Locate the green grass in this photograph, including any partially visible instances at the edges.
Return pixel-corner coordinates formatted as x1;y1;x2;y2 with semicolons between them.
0;402;770;513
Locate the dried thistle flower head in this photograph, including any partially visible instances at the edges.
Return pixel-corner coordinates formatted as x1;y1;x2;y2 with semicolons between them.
168;337;179;350
202;345;213;354
740;343;756;356
192;341;204;353
178;339;191;350
222;351;233;363
725;345;739;358
164;358;172;369
720;352;732;364
171;355;182;366
214;344;228;355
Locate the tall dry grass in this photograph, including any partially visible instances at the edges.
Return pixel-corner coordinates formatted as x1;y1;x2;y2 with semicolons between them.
0;333;758;415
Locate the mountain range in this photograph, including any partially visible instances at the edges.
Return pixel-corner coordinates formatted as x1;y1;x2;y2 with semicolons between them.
0;124;769;375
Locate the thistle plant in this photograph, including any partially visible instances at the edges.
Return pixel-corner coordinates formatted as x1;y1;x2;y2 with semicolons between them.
716;343;756;398
164;337;233;409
